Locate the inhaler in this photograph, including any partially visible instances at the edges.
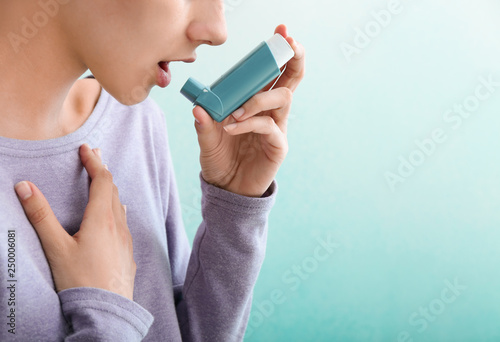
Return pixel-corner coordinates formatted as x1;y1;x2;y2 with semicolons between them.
180;34;295;122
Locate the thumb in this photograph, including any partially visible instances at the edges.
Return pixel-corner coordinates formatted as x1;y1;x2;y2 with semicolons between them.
193;105;230;152
14;181;70;257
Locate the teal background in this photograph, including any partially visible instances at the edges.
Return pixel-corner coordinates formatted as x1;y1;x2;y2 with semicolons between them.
149;0;500;341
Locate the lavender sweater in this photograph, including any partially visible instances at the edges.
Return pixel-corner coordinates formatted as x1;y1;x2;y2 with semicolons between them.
0;86;277;341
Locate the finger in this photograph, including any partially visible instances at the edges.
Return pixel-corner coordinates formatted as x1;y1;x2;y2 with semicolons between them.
192;105;234;153
113;201;133;258
92;148;102;162
14;181;71;257
81;169;114;224
273;37;305;92
231;88;292;129
192;105;217;148
274;24;288;38
111;182;126;229
78;143;114;220
223;116;287;150
111;188;132;250
80;143;105;179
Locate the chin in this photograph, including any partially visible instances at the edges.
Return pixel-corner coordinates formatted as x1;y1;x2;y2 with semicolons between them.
94;66;156;106
113;84;153;106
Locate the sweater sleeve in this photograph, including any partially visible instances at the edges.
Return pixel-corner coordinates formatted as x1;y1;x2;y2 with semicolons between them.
175;173;277;342
151;101;278;341
58;287;154;341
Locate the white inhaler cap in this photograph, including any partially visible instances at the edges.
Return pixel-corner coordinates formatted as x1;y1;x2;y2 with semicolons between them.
266;34;295;68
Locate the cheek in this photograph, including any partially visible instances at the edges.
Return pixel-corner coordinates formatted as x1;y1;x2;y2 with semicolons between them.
79;26;157;103
78;0;189;104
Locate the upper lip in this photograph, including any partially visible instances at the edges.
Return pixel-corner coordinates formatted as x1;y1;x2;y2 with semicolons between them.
173;58;196;63
160;57;196;64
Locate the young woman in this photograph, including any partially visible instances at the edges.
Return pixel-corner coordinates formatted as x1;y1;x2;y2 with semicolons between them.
0;0;305;340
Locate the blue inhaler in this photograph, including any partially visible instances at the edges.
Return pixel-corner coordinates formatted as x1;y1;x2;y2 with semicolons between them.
180;34;295;122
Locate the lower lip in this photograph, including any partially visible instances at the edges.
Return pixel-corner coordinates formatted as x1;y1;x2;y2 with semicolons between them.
156;62;171;88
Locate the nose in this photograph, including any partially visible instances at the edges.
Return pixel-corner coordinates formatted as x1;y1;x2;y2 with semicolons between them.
187;1;227;47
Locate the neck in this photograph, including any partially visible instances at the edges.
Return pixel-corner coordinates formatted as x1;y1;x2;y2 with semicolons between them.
0;2;87;140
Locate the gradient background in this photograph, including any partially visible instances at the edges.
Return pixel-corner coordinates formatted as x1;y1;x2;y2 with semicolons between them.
148;0;500;341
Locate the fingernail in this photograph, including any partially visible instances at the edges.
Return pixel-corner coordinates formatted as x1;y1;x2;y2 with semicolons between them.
104;164;108;170
232;108;245;120
93;148;102;159
15;181;32;200
123;205;127;214
223;123;238;132
82;143;91;150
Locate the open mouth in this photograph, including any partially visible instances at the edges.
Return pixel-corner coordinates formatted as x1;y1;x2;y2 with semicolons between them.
156;61;171;88
155;58;196;88
158;61;170;71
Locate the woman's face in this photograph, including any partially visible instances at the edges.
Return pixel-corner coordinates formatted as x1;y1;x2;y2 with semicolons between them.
61;0;227;104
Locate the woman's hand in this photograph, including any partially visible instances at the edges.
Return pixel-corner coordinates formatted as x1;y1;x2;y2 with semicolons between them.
193;24;306;197
14;144;136;300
